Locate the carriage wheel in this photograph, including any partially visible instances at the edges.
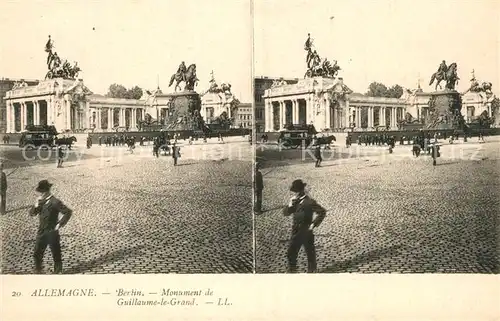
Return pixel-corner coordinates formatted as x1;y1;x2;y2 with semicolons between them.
24;144;35;151
40;144;50;150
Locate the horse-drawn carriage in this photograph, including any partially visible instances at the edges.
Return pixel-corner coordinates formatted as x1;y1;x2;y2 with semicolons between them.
19;126;77;150
278;124;336;149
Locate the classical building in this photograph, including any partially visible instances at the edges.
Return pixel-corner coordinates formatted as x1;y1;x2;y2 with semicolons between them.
254;76;299;132
263;77;409;132
3;78;148;133
460;71;498;124
200;72;240;126
0;78;39;133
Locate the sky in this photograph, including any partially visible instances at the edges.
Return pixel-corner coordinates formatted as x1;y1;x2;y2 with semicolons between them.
254;0;500;95
0;0;252;101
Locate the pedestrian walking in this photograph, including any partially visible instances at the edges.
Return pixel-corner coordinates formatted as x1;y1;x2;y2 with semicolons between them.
314;145;322;167
29;180;73;274
172;143;180;166
254;162;263;214
283;179;326;273
57;146;65;168
1;162;7;215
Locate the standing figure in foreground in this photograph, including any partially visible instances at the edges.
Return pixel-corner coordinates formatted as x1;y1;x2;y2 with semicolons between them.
0;162;7;215
29;180;73;274
283;179;326;273
314;145;322;167
172;143;180;166
57;146;65;168
254;162;263;214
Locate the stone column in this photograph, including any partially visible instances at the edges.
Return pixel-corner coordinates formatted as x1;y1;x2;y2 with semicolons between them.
132;108;137;129
264;102;270;131
278;101;284;129
5;101;11;133
20;102;26;131
108;108;113;131
380;107;385;127
325;99;331;130
345;100;350;128
354;107;359;128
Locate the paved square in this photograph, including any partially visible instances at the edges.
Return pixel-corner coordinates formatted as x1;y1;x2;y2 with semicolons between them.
1;140;253;274
255;139;500;273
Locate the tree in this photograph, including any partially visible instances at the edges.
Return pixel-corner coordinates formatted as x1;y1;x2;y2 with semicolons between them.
127;86;143;99
106;84;143;99
107;84;127;98
366;82;404;98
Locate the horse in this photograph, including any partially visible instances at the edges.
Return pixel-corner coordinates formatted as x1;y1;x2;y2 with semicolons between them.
429;62;459;91
54;136;77;149
311;135;336;148
168;64;198;92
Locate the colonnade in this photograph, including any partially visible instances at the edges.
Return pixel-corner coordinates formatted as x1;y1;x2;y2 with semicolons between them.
4;96;87;133
351;105;404;129
91;107;144;131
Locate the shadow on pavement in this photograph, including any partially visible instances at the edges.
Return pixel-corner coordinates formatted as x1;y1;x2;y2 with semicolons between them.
321;244;404;273
63;244;146;274
5;205;32;214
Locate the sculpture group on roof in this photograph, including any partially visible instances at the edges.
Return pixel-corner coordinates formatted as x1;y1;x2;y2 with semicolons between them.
44;35;82;80
303;33;341;79
12;80;29;90
271;78;289;88
464;70;494;97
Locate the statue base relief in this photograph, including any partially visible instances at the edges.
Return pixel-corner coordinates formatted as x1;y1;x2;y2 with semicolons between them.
425;90;466;130
156;90;207;132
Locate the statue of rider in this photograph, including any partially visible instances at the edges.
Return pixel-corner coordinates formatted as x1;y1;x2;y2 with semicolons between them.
177;61;187;83
305;33;313;67
437;60;447;80
45;35;53;67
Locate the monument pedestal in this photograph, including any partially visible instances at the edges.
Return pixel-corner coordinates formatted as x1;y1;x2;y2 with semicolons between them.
425;90;465;130
156;91;207;131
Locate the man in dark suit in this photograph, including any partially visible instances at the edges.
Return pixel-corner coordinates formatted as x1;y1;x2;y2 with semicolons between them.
283;179;326;273
1;162;7;215
29;180;73;274
254;162;263;214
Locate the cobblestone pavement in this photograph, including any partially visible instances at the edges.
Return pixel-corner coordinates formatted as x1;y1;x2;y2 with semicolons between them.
1;141;253;274
255;139;500;273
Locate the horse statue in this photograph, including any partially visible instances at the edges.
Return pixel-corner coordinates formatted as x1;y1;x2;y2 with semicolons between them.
168;64;198;92
429;62;459;91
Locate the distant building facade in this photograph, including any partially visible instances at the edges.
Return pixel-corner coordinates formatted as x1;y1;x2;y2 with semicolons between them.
233;103;252;129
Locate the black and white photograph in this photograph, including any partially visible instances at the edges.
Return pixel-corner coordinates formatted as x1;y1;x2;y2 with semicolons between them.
254;0;499;274
0;0;253;274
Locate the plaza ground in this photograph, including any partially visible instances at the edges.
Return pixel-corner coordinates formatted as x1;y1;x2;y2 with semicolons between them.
0;139;253;274
255;138;500;273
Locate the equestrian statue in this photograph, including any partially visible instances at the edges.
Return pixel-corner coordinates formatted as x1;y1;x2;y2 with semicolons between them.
44;35;82;80
428;60;459;91
168;61;199;92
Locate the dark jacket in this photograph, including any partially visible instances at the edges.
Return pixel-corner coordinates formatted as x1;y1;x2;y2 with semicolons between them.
29;195;73;235
254;170;263;191
283;194;326;236
1;171;7;192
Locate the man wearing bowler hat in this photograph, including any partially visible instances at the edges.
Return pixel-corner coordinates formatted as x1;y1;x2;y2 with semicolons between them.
283;179;326;273
29;180;73;274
